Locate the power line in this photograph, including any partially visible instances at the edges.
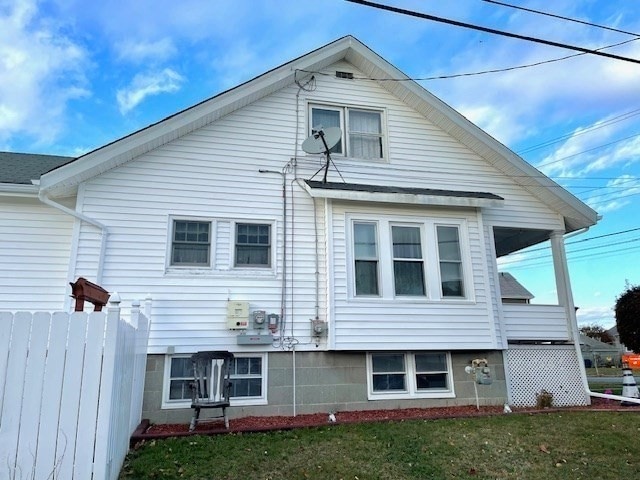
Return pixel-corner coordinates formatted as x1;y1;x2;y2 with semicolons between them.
517;108;640;155
345;0;640;64
299;37;639;82
500;226;640;255
482;0;640;38
536;132;640;168
500;237;640;265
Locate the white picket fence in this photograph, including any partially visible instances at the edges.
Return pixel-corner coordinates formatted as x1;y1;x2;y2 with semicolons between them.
0;295;151;480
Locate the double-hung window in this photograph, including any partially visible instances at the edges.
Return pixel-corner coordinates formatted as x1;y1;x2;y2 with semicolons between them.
391;225;425;296
437;226;464;297
353;222;379;296
234;223;271;267
171;220;211;266
368;352;453;399
350;217;471;301
310;105;384;160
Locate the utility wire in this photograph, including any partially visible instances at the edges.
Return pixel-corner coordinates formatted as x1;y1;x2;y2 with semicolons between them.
500;237;640;265
517;108;640;155
345;0;640;64
536;132;640;168
500;226;640;255
482;0;640;38
298;36;638;81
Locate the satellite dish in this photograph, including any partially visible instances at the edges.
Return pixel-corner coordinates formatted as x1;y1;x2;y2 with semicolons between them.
301;127;342;154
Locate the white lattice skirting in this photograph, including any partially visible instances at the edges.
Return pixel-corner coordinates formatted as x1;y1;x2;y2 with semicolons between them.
506;345;589;407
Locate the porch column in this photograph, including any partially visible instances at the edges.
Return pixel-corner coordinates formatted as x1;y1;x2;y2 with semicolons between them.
549;231;577;338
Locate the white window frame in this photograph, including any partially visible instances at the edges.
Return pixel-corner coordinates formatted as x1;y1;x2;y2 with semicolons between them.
390;223;427;297
161;353;268;409
168;217;213;268
347;214;474;302
353;221;381;297
232;220;275;270
366;352;454;400
165;216;276;275
308;103;387;161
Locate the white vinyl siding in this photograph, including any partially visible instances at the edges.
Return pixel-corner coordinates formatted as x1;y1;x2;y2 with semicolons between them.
0;198;74;312
63;59;565;352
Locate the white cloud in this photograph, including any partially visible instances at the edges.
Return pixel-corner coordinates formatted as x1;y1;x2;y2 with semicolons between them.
116;68;185;114
0;0;89;145
116;38;177;63
576;306;615;328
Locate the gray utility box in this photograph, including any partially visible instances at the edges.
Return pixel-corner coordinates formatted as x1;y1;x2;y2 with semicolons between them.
236;333;273;345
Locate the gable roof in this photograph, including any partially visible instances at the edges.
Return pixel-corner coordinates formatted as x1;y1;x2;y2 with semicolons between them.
498;272;534;301
0;151;74;196
37;35;598;232
0;151;73;185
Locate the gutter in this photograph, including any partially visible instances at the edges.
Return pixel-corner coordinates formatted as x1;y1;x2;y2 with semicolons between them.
38;190;109;284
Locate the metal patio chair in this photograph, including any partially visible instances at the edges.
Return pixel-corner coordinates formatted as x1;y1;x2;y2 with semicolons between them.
189;351;234;431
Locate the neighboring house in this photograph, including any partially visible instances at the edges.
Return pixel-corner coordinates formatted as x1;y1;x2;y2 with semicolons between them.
0;36;599;421
579;334;621;367
498;272;534;304
607;325;633;355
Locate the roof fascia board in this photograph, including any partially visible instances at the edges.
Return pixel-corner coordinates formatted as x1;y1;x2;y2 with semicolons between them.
39;37;357;196
302;182;503;208
345;41;598;229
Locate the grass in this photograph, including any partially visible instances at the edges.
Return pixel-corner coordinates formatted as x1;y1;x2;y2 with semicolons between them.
120;411;640;479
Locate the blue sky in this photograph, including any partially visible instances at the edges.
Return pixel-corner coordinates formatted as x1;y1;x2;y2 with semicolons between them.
2;0;639;328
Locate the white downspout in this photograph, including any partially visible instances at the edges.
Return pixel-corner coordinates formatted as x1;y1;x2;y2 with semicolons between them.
552;230;640;405
38;190;109;284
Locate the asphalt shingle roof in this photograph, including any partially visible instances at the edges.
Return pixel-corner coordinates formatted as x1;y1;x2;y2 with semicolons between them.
0;151;74;185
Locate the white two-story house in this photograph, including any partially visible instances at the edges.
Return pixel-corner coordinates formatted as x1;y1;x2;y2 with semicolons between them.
0;36;598;423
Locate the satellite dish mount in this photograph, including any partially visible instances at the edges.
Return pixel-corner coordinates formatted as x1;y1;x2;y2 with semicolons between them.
301;126;342;183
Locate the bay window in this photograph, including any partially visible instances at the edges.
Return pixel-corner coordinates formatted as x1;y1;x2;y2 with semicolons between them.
350;216;471;300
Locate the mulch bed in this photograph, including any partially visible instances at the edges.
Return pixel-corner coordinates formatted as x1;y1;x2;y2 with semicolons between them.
130;397;639;446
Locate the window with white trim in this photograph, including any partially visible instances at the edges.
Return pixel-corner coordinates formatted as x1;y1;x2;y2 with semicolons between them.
353;222;379;296
349;216;472;301
309;104;384;160
391;225;426;296
367;352;453;399
171;220;211;266
437;225;464;298
234;223;271;268
162;354;267;408
167;217;275;273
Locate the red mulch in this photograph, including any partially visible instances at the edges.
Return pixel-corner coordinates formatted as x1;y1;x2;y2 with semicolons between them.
131;397;638;445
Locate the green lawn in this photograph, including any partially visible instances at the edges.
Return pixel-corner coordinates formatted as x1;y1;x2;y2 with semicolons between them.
120;411;640;479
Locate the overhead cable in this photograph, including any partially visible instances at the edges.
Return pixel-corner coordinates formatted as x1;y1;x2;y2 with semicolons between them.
345;0;640;65
518;108;640;155
482;0;640;38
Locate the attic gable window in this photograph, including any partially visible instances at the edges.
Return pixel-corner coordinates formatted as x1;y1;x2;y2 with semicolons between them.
309;104;384;160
